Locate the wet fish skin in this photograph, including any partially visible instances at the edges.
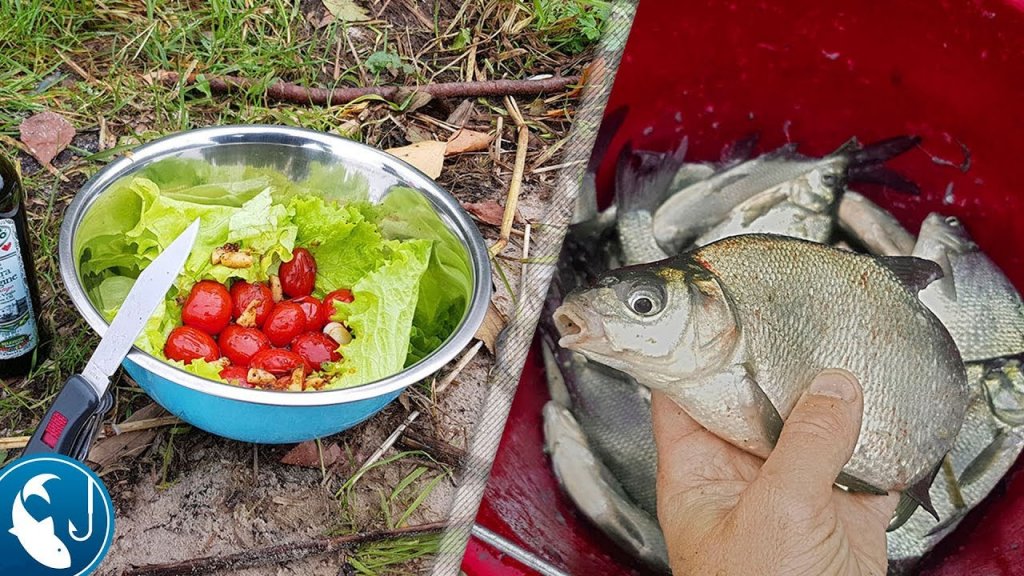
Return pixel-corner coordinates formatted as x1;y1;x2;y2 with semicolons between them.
887;361;1024;573
546;341;659;516
692;166;840;246
652;136;920;253
836;191;916;257
555;234;969;492
542;402;671;573
912;213;1024;362
543;215;659;516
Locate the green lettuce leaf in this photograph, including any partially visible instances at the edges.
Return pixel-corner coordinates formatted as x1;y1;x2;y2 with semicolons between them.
378;187;475;363
77;158;467;391
323;239;431;388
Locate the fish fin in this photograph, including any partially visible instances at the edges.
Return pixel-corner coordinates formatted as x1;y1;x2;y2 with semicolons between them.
887;493;921;532
615;139;688;216
876;255;944;293
831;136;863;157
720;132;761;166
849;135;921;165
844;135;922;195
835;472;888;495
760;141;802;161
7;527;16;536
924;508;968;537
906;460;944;521
959;429;1008;488
846;165;921;195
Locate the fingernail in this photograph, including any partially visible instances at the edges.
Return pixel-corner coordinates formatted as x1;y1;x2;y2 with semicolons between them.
809;370;858;402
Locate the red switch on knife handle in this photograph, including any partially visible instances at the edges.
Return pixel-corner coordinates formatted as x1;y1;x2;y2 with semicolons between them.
23;374;102;458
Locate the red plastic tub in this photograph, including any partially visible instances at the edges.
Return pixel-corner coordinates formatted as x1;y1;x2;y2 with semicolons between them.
464;0;1024;574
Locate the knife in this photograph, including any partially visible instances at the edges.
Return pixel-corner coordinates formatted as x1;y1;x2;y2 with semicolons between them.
23;218;200;459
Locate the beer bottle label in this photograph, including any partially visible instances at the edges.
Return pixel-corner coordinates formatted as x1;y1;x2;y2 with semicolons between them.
0;218;38;359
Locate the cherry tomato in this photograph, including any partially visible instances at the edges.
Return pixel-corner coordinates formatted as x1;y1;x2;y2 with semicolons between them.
279;248;317;298
263;302;306;347
291;296;326;332
165;326;220;363
321;289;354;321
219;365;253;388
230;281;274;328
218;324;271;366
182;280;232;335
291;332;342;372
250;348;306;376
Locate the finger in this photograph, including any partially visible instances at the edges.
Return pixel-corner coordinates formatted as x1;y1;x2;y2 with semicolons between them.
755;369;865;506
652;390;764;491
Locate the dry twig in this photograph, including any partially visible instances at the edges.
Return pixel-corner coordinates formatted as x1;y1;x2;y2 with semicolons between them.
150;72;579;107
489;96;529;257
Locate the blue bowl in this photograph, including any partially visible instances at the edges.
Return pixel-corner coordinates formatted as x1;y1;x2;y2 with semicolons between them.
59;126;492;444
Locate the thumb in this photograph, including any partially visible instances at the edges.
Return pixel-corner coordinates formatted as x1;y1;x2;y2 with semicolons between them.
756;369;865;505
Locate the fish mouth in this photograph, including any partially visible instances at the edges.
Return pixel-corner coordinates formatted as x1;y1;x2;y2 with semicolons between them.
553;303;599;349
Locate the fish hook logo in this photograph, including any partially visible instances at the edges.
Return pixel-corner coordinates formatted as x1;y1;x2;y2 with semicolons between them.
0;455;114;576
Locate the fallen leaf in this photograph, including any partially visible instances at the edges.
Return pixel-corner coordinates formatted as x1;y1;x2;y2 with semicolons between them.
280;440;344;468
404;124;433;143
19;111;75;166
446;99;477;127
386;141;446;179
87;403;169;472
475;300;507;354
322;0;370;22
446;129;493;156
461;200;505;227
396;89;432;114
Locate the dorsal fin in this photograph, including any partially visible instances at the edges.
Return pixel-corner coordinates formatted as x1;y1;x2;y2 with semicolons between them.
877;255;943;292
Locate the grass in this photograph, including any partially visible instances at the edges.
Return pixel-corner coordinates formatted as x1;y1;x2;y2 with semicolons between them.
0;0;597;572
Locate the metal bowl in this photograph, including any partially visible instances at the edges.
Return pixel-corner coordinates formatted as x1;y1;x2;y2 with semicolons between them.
59;125;491;444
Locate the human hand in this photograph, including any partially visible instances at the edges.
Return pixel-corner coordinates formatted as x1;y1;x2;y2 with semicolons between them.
652;370;901;576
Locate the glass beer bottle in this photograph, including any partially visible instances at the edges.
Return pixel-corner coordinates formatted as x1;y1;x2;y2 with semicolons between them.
0;153;45;378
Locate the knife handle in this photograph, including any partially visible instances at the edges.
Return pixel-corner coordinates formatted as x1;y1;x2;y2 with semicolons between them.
23;374;102;458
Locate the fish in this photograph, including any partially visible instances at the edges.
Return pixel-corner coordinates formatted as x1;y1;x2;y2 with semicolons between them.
9;473;72;570
887;361;1024;574
652;136;920;254
540;210;666;568
615;140;689;265
692;175;839;247
553;234;969;501
543;337;659;517
544;213;659;517
836;190;916;257
614;134;764;265
542;402;670;573
911;213;1024;362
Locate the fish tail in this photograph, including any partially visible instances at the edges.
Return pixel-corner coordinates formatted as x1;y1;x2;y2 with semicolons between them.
614;139;688;217
850;135;921;165
845;135;923;195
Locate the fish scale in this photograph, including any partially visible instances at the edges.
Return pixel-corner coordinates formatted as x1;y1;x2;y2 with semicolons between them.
696;235;968;489
558;234;970;492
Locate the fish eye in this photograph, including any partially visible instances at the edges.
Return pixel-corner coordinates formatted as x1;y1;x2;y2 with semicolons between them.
627;288;663;316
945;216;962;227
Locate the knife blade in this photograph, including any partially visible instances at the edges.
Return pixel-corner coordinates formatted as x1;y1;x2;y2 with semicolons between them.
23;218;200;458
